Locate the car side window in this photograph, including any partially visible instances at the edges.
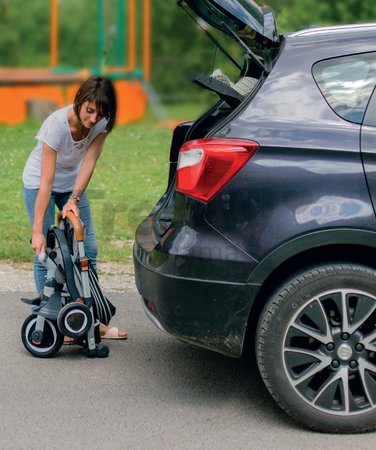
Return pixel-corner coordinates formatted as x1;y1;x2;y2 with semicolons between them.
312;52;376;124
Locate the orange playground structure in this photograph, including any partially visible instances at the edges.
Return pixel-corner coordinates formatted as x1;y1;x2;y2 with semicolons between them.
0;0;151;125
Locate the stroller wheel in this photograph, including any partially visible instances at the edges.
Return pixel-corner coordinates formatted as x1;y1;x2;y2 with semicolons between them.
57;303;93;338
86;343;110;358
21;314;63;358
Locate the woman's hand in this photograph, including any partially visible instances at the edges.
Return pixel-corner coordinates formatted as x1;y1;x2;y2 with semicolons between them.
32;231;46;256
62;197;80;218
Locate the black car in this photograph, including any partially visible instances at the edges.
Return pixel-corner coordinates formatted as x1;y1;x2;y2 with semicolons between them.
134;0;376;433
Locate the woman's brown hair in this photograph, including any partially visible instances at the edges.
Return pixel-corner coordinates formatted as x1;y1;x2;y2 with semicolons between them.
73;76;117;132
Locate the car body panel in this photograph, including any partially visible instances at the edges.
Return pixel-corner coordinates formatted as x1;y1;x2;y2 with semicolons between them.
136;199;257;283
134;242;255;357
247;228;376;285
205;145;375;261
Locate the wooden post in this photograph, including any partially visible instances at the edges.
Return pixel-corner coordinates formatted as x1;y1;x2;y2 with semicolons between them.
50;0;58;68
143;0;151;81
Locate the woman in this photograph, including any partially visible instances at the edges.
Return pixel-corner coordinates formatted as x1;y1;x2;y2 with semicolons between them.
22;75;126;340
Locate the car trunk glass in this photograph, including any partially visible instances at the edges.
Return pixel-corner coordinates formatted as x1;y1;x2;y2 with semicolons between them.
182;0;280;44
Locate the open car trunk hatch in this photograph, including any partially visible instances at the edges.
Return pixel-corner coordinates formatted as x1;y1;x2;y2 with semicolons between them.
151;2;282;238
182;0;280;44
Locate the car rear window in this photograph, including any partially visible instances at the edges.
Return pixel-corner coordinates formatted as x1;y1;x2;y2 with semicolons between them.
313;52;376;124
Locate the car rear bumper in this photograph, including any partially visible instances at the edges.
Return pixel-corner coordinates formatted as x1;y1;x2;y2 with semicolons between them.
133;217;260;357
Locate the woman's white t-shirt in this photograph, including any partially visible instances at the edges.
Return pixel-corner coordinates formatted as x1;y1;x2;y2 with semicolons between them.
22;105;107;192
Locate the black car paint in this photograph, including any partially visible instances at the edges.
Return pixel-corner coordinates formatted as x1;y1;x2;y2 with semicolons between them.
134;25;376;357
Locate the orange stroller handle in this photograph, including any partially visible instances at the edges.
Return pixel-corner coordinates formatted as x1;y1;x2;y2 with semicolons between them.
57;211;85;242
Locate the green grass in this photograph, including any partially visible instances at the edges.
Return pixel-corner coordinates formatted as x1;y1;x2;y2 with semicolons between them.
0;102;207;263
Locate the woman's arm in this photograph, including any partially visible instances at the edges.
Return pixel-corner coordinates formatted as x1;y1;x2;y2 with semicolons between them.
62;132;107;217
32;144;57;255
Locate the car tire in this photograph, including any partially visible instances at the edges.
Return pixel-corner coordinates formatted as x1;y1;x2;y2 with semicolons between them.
256;263;376;433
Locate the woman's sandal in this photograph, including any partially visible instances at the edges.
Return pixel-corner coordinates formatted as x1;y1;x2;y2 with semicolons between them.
100;324;127;340
63;336;78;345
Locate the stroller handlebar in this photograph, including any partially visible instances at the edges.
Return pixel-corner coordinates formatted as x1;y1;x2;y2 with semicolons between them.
37;252;47;264
57;211;85;242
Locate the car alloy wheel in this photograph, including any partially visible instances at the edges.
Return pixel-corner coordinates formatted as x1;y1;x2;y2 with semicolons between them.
257;263;376;433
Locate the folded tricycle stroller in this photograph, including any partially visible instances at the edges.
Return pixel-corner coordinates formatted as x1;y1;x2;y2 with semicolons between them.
21;212;115;358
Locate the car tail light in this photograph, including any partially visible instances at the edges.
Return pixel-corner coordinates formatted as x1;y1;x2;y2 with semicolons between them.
176;138;259;203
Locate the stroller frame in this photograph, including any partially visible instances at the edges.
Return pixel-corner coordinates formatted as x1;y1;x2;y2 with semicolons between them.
21;211;110;358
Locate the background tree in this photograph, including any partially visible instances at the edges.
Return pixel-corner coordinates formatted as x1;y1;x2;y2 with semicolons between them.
269;0;376;31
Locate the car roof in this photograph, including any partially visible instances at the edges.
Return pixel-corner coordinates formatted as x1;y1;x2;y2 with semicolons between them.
286;22;376;45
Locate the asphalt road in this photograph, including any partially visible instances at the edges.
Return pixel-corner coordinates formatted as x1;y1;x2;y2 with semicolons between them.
1;290;374;449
